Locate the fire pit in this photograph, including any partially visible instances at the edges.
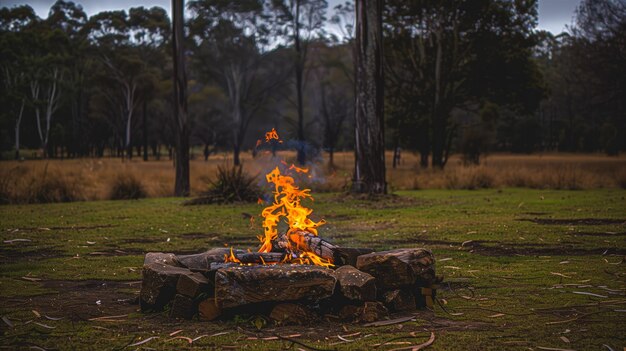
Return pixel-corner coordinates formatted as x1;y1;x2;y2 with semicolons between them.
140;130;438;324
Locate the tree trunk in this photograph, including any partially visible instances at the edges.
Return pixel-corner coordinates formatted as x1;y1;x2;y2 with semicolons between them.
143;99;148;161
14;99;25;160
294;0;306;166
352;0;386;194
172;0;190;196
233;143;241;166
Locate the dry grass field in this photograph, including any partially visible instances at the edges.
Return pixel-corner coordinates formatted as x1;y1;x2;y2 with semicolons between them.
1;151;625;203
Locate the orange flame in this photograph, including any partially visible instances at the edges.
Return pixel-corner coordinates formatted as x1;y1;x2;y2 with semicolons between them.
224;247;242;264
225;128;332;267
289;164;309;173
265;128;279;142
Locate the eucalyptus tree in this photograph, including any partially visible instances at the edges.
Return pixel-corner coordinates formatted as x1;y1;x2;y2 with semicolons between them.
268;0;328;165
352;0;386;194
189;0;289;166
85;7;167;159
0;5;37;159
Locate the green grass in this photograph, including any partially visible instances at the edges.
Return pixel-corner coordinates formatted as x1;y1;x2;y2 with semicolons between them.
0;189;624;350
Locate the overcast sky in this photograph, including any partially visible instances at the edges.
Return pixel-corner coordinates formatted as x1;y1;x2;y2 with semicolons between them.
1;0;581;35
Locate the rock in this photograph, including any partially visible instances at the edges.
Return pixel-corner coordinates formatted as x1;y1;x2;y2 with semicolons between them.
214;264;336;308
144;252;180;266
176;248;242;273
359;301;388;323
269;303;315;325
383;289;416;312
356;248;436;289
176;272;209;298
169;294;195;319
140;263;193;309
198;298;221;321
338;304;361;321
334;265;376;301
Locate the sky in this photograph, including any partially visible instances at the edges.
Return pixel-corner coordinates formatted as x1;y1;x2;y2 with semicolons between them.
1;0;582;35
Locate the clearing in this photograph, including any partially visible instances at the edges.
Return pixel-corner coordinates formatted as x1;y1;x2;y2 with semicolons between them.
0;189;624;350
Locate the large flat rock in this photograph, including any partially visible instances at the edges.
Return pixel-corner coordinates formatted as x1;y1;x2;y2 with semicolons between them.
215;264;337;308
140;263;193;309
356;248;436;290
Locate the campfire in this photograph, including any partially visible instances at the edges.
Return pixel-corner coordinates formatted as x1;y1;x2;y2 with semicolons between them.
140;129;438;324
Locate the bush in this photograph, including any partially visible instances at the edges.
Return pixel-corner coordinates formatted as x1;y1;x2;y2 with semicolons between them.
109;173;147;200
186;165;260;205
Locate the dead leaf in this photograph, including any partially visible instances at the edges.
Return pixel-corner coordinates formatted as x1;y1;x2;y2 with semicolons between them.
169;330;183;337
32;310;41;318
127;337;159;347
34;322;56;329
572;291;607;298
388;331;436;351
337;335;354;342
1;316;13;328
88;314;127;321
560;336;570;343
3;238;31;244
488;313;505;318
363;316;416;327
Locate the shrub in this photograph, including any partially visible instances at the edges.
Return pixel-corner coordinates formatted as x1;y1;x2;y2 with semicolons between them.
186;165;261;205
109;173;147;200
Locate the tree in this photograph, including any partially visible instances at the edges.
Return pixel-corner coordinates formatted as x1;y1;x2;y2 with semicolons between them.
0;5;37;159
269;0;328;165
352;0;386;194
571;0;626;154
313;43;352;169
189;0;287;166
172;0;190;196
384;0;544;168
86;8;165;159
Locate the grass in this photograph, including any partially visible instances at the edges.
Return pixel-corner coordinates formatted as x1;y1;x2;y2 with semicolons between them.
0;189;624;350
1;152;625;203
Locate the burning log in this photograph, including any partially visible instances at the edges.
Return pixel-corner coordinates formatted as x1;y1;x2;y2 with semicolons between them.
214;265;336;308
234;252;286;264
274;230;374;266
177;248;243;273
356;248;436;290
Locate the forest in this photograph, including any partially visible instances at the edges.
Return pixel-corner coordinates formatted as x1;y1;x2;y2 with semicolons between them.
1;0;623;168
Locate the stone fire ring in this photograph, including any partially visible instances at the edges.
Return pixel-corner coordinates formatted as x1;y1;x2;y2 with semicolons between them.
140;247;437;324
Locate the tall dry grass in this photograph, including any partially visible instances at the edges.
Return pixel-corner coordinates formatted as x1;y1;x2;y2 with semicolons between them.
0;152;624;203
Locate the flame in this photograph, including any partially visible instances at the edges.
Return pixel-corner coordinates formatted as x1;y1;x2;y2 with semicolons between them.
265;128;279;142
225;128;332;267
224;247;242;264
289;164;309;173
